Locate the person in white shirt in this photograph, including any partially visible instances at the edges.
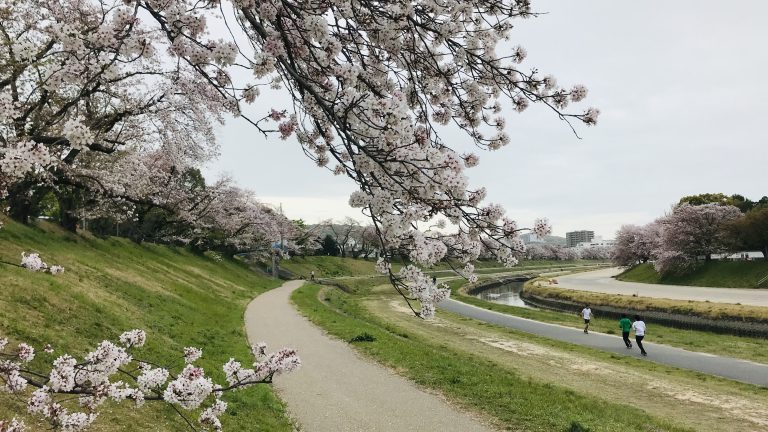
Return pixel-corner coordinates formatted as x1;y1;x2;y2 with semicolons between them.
632;316;648;356
581;305;592;334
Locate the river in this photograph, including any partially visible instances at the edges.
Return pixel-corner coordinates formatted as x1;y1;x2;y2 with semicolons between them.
474;280;530;307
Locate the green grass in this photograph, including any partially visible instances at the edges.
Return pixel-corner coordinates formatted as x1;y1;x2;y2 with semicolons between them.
292;283;689;432
280;256;392;278
0;217;292;431
282;256;609;280
449;280;768;364
618;262;768;288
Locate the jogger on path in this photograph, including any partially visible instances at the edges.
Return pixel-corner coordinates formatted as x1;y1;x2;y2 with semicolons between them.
619;314;632;348
581;305;592;334
632;315;648;356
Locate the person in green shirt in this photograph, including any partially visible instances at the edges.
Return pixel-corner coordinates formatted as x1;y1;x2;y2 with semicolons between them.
619;314;633;349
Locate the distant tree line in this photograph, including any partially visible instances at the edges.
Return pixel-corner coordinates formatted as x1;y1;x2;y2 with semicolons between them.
524;243;612;261
614;193;768;275
5;166;296;258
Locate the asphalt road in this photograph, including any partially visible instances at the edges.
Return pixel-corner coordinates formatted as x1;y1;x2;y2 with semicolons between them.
439;298;768;387
554;267;768;306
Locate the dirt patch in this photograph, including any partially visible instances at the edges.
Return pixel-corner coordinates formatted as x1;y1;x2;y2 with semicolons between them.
647;381;768;427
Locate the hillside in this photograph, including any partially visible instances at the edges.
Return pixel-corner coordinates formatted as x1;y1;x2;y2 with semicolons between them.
617;262;768;288
0;217;292;431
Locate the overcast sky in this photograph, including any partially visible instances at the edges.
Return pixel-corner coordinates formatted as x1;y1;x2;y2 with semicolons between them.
204;0;768;239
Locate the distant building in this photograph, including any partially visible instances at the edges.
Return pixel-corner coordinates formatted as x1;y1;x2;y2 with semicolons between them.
575;237;616;249
566;230;595;248
520;233;543;244
544;235;567;246
521;233;568;245
711;251;765;260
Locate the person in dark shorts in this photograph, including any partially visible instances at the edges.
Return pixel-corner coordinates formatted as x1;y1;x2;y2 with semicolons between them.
619;314;632;348
581;305;592;334
632;315;648;356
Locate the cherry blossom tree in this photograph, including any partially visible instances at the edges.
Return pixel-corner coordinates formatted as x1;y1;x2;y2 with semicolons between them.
653;203;742;275
286;219;323;256
0;330;299;432
0;0;229;223
524;243;555;260
523;243;583;261
349;224;379;258
320;218;359;258
612;223;661;266
579;245;612;260
1;0;599;317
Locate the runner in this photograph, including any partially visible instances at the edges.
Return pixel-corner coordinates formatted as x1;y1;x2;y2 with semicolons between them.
632;315;648;356
619;314;632;348
581;305;592;334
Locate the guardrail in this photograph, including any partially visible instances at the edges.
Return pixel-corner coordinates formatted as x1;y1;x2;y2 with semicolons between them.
758;273;768;288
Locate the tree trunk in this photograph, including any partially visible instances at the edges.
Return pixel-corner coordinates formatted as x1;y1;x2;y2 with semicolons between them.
7;182;36;224
271;251;279;278
56;190;79;232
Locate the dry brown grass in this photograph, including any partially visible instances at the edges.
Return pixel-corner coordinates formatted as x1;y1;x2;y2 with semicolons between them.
525;282;768;322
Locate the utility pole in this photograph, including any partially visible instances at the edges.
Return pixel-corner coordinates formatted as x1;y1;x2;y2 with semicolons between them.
271;203;285;279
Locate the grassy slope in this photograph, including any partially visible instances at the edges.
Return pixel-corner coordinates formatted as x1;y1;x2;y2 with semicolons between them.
292;283;688;432
618;262;768;288
450;280;768;364
0;218;292;431
280;256;387;278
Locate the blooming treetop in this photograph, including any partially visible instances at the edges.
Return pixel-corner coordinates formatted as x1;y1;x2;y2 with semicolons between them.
1;0;597;315
0;330;299;431
613;223;662;267
653;203;742;274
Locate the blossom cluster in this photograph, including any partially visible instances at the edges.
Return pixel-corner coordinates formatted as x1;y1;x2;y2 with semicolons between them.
0;417;26;432
19;253;65;275
397;265;451;318
0;330;299;431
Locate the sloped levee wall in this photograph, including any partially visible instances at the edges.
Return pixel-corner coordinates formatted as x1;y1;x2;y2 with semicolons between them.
519;290;768;338
465;276;532;295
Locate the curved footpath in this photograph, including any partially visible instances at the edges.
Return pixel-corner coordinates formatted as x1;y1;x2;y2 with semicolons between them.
556;267;768;306
439;299;768;387
244;280;493;432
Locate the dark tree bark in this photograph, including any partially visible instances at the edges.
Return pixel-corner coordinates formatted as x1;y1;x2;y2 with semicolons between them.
56;191;79;232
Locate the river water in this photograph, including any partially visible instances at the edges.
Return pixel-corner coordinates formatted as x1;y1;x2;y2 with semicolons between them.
474;280;530;307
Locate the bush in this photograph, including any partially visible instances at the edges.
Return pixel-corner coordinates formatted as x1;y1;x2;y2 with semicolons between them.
567;421;591;432
349;332;377;342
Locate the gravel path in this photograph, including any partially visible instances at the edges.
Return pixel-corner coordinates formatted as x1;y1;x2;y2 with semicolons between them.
556;267;768;306
244;280;493;432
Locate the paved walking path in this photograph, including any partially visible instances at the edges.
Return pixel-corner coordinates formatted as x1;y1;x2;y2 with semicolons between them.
555;267;768;306
439;298;768;387
244;280;493;432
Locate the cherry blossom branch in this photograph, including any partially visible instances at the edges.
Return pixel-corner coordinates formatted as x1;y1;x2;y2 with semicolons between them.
0;330;300;432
